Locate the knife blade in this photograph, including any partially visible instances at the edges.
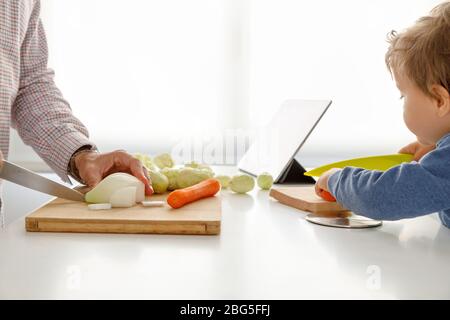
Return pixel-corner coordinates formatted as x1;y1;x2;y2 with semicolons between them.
0;160;85;202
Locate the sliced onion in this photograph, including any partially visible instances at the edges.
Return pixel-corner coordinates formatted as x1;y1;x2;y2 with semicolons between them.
141;201;165;207
88;203;112;211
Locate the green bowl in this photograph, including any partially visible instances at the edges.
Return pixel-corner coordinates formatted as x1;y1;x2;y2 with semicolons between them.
304;154;414;177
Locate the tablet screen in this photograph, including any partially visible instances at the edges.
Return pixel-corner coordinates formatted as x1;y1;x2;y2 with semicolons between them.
238;99;332;182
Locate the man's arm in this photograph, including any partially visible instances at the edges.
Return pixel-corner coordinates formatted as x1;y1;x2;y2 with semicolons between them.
10;0;95;183
327;143;450;221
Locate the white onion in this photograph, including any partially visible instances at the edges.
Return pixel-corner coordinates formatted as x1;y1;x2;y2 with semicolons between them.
85;173;145;204
109;186;137;208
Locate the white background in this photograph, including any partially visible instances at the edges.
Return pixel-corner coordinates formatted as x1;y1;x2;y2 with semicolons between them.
8;0;441;170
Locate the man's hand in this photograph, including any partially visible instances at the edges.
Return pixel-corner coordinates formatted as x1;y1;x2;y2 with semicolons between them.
399;141;435;161
74;150;154;195
315;168;341;198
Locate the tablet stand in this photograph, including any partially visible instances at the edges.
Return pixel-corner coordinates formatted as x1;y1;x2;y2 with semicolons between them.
276;158;316;184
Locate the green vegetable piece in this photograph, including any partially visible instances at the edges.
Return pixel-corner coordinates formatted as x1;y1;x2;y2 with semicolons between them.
160;167;181;191
134;153;156;171
154;153;175;169
148;170;169;194
199;168;214;178
176;167;212;189
184;161;200;169
257;172;274;190
215;175;231;188
229;174;255;194
185;161;214;174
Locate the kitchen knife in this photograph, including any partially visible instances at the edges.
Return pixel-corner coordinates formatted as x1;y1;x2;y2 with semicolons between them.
304;153;414;177
0;160;85;202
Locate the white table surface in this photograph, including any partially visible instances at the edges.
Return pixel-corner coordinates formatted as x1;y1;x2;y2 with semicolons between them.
1;168;449;299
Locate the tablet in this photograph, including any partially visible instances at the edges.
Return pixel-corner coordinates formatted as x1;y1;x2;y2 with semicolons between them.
238;99;332;184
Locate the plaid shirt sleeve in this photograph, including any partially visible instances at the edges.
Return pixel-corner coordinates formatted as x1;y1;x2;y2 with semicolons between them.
10;0;96;183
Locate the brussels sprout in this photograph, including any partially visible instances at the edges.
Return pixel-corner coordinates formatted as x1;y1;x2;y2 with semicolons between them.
257;172;274;190
160;167;181;191
154;153;175;169
134;153;156;171
176;167;212;189
229;174;255;194
185;161;214;173
184;161;200;169
148;170;169;194
133;153;147;163
199;168;214;178
215;175;231;189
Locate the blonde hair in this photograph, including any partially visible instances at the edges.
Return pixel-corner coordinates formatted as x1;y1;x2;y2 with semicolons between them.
385;1;450;99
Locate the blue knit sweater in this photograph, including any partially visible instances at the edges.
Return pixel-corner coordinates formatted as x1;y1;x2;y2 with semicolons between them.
328;133;450;227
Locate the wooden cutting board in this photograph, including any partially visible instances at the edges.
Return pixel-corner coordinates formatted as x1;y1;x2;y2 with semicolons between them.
270;186;351;216
25;194;221;235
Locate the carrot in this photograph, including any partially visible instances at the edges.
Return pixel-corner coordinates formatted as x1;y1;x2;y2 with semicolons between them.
319;190;336;202
167;178;221;209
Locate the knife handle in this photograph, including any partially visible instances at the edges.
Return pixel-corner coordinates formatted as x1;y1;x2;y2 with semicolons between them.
319;190;337;202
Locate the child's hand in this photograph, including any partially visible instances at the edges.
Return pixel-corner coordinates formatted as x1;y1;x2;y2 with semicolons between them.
399;141;435;161
315;168;342;201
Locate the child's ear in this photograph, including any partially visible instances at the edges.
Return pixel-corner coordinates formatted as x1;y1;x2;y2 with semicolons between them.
432;84;450;117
